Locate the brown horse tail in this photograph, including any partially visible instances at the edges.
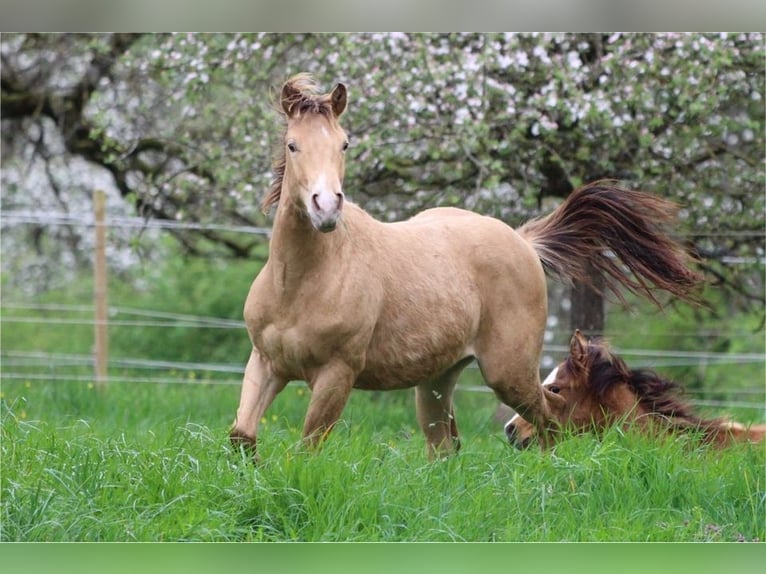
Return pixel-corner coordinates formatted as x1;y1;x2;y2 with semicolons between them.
518;180;704;307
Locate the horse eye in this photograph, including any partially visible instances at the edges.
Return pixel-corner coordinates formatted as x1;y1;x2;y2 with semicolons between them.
342;141;349;152
287;142;298;153
549;385;561;394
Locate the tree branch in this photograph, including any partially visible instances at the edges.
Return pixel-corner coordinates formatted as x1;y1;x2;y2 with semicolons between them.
2;33;260;259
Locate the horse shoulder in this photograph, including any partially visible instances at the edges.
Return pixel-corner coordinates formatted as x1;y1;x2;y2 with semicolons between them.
242;261;282;350
243;262;275;326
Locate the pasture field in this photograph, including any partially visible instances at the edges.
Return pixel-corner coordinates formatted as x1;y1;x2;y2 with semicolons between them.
2;374;763;542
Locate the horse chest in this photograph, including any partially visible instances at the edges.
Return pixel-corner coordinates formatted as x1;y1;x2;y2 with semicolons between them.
244;281;372;379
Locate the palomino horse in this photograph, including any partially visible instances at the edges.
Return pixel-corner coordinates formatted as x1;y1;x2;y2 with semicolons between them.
505;330;766;448
230;73;703;459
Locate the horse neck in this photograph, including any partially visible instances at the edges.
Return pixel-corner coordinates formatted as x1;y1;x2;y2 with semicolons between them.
268;190;352;288
601;382;644;421
603;382;694;432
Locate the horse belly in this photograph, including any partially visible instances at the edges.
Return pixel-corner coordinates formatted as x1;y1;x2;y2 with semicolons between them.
355;344;473;390
356;294;478;390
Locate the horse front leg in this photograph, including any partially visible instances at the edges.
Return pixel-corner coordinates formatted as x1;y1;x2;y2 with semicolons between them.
301;360;356;449
230;347;287;461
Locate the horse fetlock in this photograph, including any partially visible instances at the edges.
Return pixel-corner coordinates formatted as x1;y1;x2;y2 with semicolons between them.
298;421;341;455
426;435;461;460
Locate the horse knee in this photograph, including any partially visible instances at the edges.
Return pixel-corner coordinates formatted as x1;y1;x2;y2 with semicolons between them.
302;363;356;445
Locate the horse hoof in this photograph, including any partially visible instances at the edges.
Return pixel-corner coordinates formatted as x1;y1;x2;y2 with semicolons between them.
229;430;259;462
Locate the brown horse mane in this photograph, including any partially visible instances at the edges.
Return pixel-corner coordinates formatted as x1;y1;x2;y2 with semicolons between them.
570;337;723;436
262;73;340;213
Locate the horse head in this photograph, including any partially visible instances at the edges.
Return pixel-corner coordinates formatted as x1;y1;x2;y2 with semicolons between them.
505;330;636;448
265;74;349;232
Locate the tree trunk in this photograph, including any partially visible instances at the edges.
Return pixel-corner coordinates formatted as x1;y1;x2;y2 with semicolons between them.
570;264;605;335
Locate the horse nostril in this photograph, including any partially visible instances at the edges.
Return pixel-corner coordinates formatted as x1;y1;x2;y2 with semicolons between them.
505;422;517;443
312;192;343;214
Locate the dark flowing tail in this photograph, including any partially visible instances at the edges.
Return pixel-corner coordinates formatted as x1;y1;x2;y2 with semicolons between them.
518;180;704;307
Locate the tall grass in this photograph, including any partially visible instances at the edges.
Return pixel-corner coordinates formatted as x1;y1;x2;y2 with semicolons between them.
2;378;763;542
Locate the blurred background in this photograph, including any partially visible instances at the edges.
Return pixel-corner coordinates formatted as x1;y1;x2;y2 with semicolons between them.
2;33;764;419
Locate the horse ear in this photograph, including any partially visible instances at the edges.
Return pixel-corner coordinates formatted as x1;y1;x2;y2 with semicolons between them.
330;82;347;117
569;330;589;372
281;80;301;117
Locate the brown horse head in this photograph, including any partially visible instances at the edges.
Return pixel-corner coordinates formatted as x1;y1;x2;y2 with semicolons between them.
505;330;765;449
263;73;349;232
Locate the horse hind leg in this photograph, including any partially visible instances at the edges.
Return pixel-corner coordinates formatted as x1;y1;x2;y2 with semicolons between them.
415;358;471;459
477;343;564;448
415;384;459;459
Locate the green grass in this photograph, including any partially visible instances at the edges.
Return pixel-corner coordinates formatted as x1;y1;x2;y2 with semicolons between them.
2;377;764;542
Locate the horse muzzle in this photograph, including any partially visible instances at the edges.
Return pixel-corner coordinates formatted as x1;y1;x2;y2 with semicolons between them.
504;418;533;450
309;189;344;232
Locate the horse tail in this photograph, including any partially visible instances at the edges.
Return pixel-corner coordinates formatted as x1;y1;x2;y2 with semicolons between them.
517;180;704;307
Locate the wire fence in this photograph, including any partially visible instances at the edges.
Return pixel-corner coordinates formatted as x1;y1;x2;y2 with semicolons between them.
2;208;764;414
2;302;764;414
3;209;764;240
0;211;272;237
4;209;765;266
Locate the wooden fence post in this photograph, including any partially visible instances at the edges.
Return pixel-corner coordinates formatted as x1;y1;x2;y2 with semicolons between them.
94;189;109;387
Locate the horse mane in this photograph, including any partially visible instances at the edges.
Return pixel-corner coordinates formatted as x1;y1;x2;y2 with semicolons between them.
262;73;339;213
574;337;722;436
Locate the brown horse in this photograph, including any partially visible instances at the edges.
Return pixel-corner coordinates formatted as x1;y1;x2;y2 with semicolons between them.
230;73;703;459
505;330;766;448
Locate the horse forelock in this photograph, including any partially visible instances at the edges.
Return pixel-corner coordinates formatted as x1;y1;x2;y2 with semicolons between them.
261;74;340;213
279;73;336;118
